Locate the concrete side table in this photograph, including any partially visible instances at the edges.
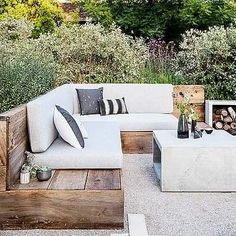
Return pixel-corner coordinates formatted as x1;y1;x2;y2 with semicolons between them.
153;130;236;192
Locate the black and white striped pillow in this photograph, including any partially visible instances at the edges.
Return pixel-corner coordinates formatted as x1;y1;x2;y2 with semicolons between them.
98;98;128;116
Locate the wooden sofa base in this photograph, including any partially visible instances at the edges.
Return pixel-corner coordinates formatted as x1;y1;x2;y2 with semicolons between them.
0;190;123;230
121;132;152;154
0;169;124;230
120;122;209;155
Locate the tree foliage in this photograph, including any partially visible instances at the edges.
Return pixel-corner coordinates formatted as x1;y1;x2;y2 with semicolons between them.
80;0;236;40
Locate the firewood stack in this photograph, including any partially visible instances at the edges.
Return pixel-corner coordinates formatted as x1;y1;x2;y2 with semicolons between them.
213;107;236;135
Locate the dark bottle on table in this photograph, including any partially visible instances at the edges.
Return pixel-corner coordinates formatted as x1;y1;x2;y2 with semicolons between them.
191;119;197;133
177;114;189;139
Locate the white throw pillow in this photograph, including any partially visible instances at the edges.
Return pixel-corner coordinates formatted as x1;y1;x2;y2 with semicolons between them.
54;105;87;149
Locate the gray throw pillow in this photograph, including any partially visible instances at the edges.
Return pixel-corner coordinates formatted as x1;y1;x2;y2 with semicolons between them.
76;88;103;115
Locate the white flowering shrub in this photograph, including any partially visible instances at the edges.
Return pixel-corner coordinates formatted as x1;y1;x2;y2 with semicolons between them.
0;39;56;113
42;23;147;84
174;25;236;99
0;18;33;41
0;21;147;112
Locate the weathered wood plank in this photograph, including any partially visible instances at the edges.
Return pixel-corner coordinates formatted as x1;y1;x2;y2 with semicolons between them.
8;107;28;152
0;190;124;230
48;170;88;190
0;104;26;118
0;166;6;191
7;139;27;189
0;105;29;189
11;171;55;190
173;104;205;121
0;120;7;166
173;85;205;121
173;85;205;104
121;132;152;154
86;170;121;190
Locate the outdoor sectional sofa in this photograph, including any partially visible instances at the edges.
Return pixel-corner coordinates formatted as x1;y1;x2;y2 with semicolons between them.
27;83;178;169
0;84;204;230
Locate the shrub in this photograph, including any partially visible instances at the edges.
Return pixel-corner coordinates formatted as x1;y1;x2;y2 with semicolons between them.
0;0;65;38
0;39;56;113
0;18;33;41
173;25;236;99
41;23;147;84
0;21;148;113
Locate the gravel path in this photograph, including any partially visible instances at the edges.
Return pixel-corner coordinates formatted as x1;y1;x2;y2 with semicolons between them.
1;154;236;236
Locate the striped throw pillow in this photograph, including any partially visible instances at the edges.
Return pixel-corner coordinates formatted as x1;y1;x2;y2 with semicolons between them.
98;98;128;116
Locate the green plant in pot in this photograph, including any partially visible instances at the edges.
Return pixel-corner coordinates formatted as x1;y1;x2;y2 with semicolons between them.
32;166;52;182
24;151;52;182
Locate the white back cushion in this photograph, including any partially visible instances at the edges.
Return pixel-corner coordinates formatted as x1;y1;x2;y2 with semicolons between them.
72;84;173;114
27;84;73;153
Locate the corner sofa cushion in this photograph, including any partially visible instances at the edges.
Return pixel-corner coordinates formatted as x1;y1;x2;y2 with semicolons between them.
99;97;128;116
32;121;123;169
54;105;85;149
76;88;103;115
27;84;74;153
74;113;178;131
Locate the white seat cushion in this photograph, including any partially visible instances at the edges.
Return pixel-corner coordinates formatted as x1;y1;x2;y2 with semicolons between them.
73;113;178;131
33;121;123;169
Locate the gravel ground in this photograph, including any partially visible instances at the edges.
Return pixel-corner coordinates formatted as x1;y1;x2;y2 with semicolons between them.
1;154;236;236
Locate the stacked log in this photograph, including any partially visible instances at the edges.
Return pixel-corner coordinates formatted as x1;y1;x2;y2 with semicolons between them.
213;107;236;135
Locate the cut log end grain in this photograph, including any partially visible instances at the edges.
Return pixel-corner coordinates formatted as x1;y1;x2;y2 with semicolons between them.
230;122;236;130
213;107;236;135
214;121;223;129
223;116;233;123
215;109;228;117
223;123;231;131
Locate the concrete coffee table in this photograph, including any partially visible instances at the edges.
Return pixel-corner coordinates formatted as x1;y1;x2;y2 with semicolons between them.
153;130;236;192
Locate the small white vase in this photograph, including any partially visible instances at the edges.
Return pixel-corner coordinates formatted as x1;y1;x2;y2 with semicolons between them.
20;166;30;184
